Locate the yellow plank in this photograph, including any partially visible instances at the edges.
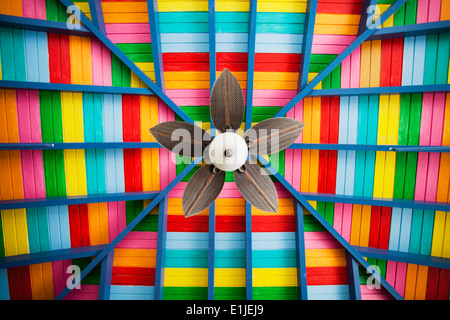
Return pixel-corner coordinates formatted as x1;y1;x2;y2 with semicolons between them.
10;150;24;199
431;211;446;257
159;2;208;12
69;36;83;84
5;89;19;142
442;0;450;20
113;256;156;268
140;95;153;192
373;95;389;198
350;204;362;246
315;14;360;25
215;268;245;287
360;42;371;87
359;205;372;247
164;268;208;287
369;40;381;87
436;94;450;202
150;97;160;190
87;203;101;245
165;81;210;90
81;37;92;85
257;2;307;13
443;212;450;258
114;248;156;257
10;0;22;17
404;264;417;300
254;81;298;90
300;97;312;192
98;202;109;244
383;94;400;198
253;267;297;287
1;210;18;256
309;97;321;193
14;208;29;254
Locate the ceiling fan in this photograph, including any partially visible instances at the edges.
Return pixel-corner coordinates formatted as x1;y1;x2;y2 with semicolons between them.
150;68;305;217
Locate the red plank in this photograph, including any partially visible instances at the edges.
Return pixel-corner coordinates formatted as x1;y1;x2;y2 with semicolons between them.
48;33;61;83
380;39;392;87
391;37;404;86
426;267;440;300
369;206;381;248
378;207;391;250
19;266;32;300
252;215;295;232
317;3;363;14
111;275;154;286
59;34;71;84
79;204;91;247
112;267;155;276
437;269;450;300
318;96;331;193
326;96;340;194
68;204;82;248
7;267;22;300
131;95;142;192
216;215;245;232
167;215;209;232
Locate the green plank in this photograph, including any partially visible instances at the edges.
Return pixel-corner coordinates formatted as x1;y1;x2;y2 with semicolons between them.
310;54;338;64
409;209;423;254
435;33;450;84
111;54;123;87
214;287;246;300
253;287;298;300
419;210;435;255
404;0;417;25
163;287;208;300
393;2;406;26
423;34;438;85
116;43;152;54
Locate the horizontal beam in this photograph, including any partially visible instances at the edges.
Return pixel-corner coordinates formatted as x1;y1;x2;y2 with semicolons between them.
0;245;107;269
354;246;450;270
0;14;91;36
1;142;449;153
367;20;450;41
0;80;154;96
0;191;159;210
300;192;450;212
308;84;450;97
0;142;161;150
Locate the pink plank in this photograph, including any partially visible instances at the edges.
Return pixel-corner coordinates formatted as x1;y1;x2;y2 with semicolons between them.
385;260;398;287
122;231;158;240
350;46;361;88
312;44;347;55
117;201;127;234
20;150;36;198
393;261;407;297
416;0;430;23
333;203;344;235
22;0;36;18
52;260;73;299
253;90;295;99
108;202;119;241
101;44;112;86
425;93;445;201
415;94;433;201
32;150;46;198
166;89;210;98
116;239;157;249
312;34;356;46
35;0;46;19
341;203;353;242
108;34;151;44
427;0;441;22
64;285;99;300
341;55;351;89
106;23;150;34
292;100;303;190
16;90;32;143
304;239;341;249
91;39;103;86
360;285;392;300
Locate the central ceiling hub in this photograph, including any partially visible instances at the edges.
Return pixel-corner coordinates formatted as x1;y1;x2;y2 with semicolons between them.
208;132;248;172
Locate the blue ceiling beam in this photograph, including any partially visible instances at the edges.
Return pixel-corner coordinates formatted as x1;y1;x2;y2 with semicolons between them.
0;245;107;269
0;191;159;210
0;14;91;36
54;157;202;299
298;0;317;91
0;80;154;95
368;19;450;40
257;155;404;300
345;251;362;300
274;0;409;118
98;249;114;300
88;0;106;34
357;0;378;36
154;196;169;300
354;246;450;270
147;0;165;90
58;0;194;124
294;201;308;300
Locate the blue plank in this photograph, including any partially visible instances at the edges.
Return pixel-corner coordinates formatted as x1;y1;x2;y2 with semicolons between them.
24;30;39;82
345;251;361;300
98;249;114;300
154;196;169;300
88;0;106;34
245;201;252;300
388;207;403;251
294;201;307;300
298;0;318;90
412;35;426;86
147;0;165;90
246;0;257;131
0;269;9;299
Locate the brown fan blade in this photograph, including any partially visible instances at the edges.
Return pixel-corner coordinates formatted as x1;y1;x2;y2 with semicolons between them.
150;121;211;158
210;68;245;132
182;164;225;217
244;117;304;155
233;161;278;213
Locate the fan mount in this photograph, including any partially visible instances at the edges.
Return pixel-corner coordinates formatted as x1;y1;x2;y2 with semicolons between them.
208;132;248;172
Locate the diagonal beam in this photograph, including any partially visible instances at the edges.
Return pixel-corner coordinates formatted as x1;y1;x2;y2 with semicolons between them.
274;0;408;118
257;155;404;300
58;0;195;124
298;0;318;91
55;157;203;300
357;0;378;36
88;0;106;34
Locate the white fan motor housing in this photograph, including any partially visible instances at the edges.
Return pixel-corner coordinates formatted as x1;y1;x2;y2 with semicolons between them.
208;132;248;172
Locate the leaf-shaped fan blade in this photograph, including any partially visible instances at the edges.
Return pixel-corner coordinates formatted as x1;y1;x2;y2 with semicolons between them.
244;118;305;155
150;121;211;157
182;164;226;217
210;68;245;132
233;161;278;213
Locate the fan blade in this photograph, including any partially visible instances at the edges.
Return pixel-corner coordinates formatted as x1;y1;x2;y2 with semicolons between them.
210;68;245;132
150;121;211;157
244;117;304;155
182;164;225;217
233;161;278;212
